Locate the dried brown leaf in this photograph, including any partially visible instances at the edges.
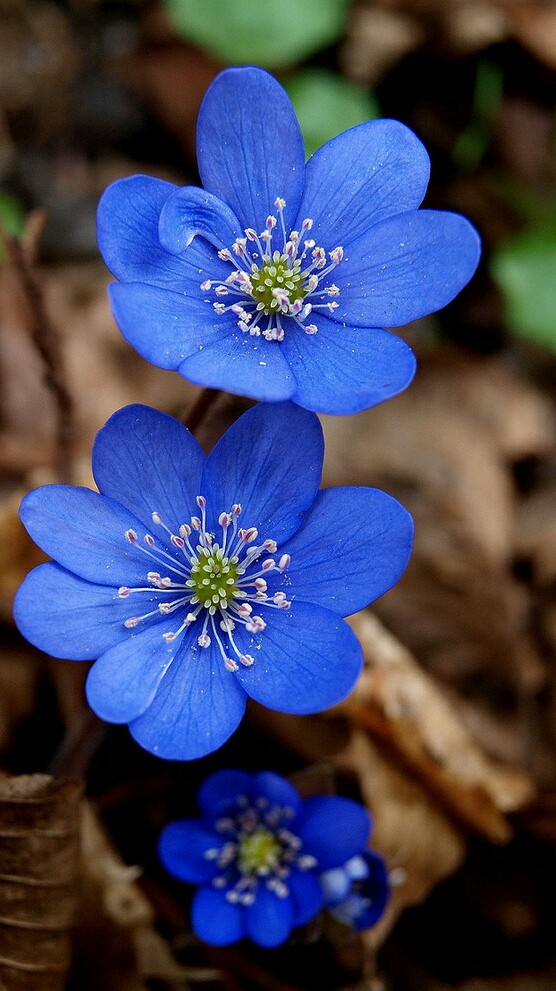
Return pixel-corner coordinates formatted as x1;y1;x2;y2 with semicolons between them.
0;490;47;623
341;5;423;85
78;801;206;990
443;2;508;52
508;3;556;69
0;3;79;140
0;772;81;991
80;801;153;932
458;968;556;991
0;261;198;470
336;729;466;945
322;349;550;690
515;482;556;586
339;611;535;841
249;596;534;942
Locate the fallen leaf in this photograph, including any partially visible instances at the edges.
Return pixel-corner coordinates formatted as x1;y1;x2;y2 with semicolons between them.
322;348;550;691
0;773;81;991
340;611;535;841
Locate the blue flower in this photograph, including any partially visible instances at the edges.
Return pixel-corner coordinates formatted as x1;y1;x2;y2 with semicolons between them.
320;850;389;931
97;66;481;416
14;401;413;760
158;768;373;947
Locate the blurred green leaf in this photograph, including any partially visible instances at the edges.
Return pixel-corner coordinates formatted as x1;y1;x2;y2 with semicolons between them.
0;192;25;262
452;61;504;173
286;69;378;158
491;226;556;351
163;0;350;68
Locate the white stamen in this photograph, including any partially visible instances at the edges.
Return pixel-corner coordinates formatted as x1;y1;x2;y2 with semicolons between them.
197;199;344;340
118;491;291;672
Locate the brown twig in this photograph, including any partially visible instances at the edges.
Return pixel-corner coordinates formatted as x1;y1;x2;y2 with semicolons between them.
0;214;74;483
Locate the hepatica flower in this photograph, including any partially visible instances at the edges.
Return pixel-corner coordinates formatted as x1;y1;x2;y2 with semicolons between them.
97;66;481;415
158;768;374;947
14;402;413;760
320;850;389;931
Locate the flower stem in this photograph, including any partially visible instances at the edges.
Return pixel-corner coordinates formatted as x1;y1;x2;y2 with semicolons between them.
184;387;223;433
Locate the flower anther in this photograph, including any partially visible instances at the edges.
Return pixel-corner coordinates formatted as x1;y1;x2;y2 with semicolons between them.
203;792;312;907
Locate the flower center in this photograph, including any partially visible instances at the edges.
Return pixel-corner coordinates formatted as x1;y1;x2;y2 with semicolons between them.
190;547;238;608
118;497;291;672
249;254;307;315
204;793;318;906
237;827;281;874
200;197;344;342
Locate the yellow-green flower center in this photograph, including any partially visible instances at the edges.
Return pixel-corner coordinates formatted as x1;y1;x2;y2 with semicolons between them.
189;548;238;608
238;827;281;875
250;253;307;315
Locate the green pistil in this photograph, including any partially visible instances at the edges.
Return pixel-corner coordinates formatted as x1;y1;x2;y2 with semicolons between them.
238;827;281;875
190;548;238;607
250;253;307;314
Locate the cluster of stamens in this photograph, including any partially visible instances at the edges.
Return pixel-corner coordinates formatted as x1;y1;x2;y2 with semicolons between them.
200;197;344;341
118;497;291;672
204;792;317;906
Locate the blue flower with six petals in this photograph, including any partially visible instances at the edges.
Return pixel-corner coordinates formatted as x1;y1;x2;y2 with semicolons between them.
14;401;413;760
97;66;481;415
158;767;374;947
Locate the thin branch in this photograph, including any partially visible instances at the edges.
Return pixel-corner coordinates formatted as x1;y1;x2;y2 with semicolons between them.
0;215;74;483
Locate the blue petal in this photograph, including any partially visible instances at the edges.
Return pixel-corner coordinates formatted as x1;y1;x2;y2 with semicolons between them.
281;314;416;414
345;854;371;882
158;820;220;884
13;563;142;660
334;210;481;327
353;851;390;930
196;67;305;233
288;867;323;927
97;175;180;286
297;119;430;248
278;487;413;615
159;186;241;254
97;175;229;293
85;618;184;723
253;772;302;819
297;796;371;871
128;641;247;760
198;769;255;822
201;402;323;543
191;886;245;946
92;405;205;537
178;328;295;402
320;866;351;905
108;282;233;371
245;884;293;947
19;485;153;587
232;600;362;715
